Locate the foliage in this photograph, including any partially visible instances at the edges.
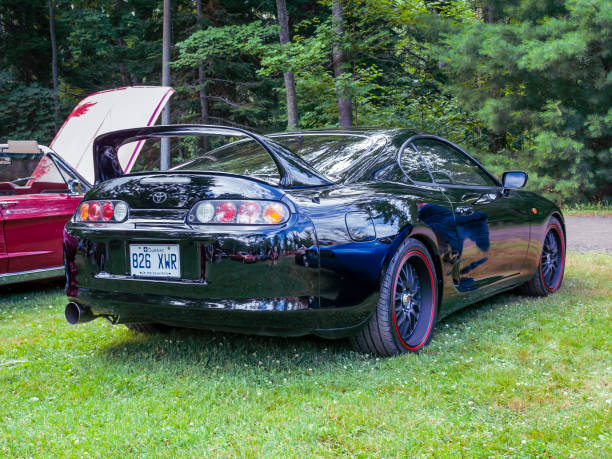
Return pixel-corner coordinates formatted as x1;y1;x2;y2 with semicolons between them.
439;0;612;202
0;0;609;202
561;201;612;216
0;72;56;144
0;252;610;455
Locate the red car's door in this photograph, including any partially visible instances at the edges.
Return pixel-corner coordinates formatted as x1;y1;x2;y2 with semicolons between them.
0;151;82;274
0;208;7;273
2;194;81;272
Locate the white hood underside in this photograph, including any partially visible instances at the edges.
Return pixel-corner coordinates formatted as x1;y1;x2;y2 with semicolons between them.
49;86;174;184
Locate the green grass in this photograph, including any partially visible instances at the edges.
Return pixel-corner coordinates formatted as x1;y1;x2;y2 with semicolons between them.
561;202;612;216
1;252;610;457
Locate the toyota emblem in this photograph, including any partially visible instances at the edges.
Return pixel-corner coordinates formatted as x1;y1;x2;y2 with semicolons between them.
152;192;167;204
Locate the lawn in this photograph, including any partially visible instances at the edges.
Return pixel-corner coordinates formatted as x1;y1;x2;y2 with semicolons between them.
561;202;612;217
0;252;610;457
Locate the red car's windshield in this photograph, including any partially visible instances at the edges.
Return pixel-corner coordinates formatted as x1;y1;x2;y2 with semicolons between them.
0;153;69;195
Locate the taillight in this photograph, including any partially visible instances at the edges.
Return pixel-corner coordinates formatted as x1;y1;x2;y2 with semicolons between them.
79;202;89;221
263;203;285;224
189;200;289;225
76;200;129;223
101;202;114;221
216;202;237;223
238;202;261;224
89;202;101;221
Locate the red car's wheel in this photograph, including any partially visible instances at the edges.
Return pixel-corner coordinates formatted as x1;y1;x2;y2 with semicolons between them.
521;216;565;296
351;238;437;356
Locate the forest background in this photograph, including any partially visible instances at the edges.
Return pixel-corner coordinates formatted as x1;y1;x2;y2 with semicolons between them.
0;0;610;203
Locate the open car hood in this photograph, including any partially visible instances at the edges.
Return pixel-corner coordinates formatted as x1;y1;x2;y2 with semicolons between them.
50;86;174;184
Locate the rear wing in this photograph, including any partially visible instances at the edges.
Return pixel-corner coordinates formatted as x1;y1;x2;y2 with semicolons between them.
92;124;331;187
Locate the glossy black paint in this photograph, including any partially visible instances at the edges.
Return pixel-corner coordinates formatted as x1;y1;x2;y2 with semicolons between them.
64;126;564;338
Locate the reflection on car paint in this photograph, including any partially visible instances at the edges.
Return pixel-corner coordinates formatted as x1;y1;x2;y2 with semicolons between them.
417;202;490;292
64;127;563;338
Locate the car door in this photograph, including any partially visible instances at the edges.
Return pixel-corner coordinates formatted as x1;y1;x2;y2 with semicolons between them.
0;152;82;273
0;208;7;274
410;137;531;293
3;194;82;273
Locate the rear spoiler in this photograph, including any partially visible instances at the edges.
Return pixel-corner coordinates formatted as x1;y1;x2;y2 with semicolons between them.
92;124;331;187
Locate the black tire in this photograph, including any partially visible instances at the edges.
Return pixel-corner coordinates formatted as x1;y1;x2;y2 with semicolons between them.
125;323;171;334
520;216;565;297
350;238;438;356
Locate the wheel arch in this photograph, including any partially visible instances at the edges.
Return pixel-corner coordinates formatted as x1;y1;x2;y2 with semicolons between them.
551;211;566;241
379;225;444;314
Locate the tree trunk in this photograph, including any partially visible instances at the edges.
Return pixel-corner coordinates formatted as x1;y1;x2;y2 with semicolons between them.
48;0;59;131
160;0;171;170
196;0;209;126
196;0;209;152
275;0;299;130
332;0;352;128
117;37;130;86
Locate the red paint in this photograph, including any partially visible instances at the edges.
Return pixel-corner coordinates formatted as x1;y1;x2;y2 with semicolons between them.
69;101;97;120
50;101;97;148
50;87;131;147
392;250;436;351
540;223;565;292
0;194;81;272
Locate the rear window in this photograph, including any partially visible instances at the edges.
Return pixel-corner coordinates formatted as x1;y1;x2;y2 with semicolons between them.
272;134;381;182
129;136;280;185
0;153;68;195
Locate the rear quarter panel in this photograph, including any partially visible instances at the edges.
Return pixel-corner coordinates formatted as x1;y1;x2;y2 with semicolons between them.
286;181;460;315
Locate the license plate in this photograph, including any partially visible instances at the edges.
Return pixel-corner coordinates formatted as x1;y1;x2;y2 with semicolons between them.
129;244;181;278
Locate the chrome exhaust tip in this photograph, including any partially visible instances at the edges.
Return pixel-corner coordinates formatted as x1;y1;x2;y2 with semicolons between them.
65;302;96;324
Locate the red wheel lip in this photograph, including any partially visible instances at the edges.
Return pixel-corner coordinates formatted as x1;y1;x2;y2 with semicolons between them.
391;250;436;351
540;223;565;292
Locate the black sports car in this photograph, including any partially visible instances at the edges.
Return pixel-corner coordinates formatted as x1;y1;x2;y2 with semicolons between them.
63;125;566;356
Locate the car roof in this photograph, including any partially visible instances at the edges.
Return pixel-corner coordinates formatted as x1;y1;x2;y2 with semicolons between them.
267;127;424;139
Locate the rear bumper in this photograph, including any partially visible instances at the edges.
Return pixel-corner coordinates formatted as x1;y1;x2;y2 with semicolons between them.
64;214;378;337
69;287;377;338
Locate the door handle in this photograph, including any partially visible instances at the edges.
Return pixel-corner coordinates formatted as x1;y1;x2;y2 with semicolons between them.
456;205;474;216
0;201;18;208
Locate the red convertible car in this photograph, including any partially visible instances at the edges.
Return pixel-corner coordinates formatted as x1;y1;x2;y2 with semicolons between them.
0;86;173;285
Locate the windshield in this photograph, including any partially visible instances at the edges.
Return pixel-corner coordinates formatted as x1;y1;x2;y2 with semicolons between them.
0;153;69;195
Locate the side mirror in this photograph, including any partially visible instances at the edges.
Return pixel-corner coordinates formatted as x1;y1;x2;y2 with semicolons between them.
68;179;83;195
502;171;527;189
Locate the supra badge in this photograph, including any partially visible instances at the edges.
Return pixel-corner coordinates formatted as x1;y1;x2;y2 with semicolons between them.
152;192;167;204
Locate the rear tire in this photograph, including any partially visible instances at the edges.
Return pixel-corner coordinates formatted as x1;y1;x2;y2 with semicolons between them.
520;217;565;297
350;238;438;356
125;323;170;334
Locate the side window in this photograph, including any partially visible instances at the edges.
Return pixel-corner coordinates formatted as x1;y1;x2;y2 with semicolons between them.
398;146;432;183
412;139;496;187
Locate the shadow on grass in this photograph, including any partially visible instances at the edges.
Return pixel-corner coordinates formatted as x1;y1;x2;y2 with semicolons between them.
98;289;540;373
99;325;361;373
0;281;64;312
0;279;64;295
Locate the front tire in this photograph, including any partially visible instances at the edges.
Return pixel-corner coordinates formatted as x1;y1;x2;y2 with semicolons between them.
520;216;565;296
351;238;438;356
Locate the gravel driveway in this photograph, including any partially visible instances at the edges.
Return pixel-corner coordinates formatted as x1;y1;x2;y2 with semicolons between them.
564;216;612;252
